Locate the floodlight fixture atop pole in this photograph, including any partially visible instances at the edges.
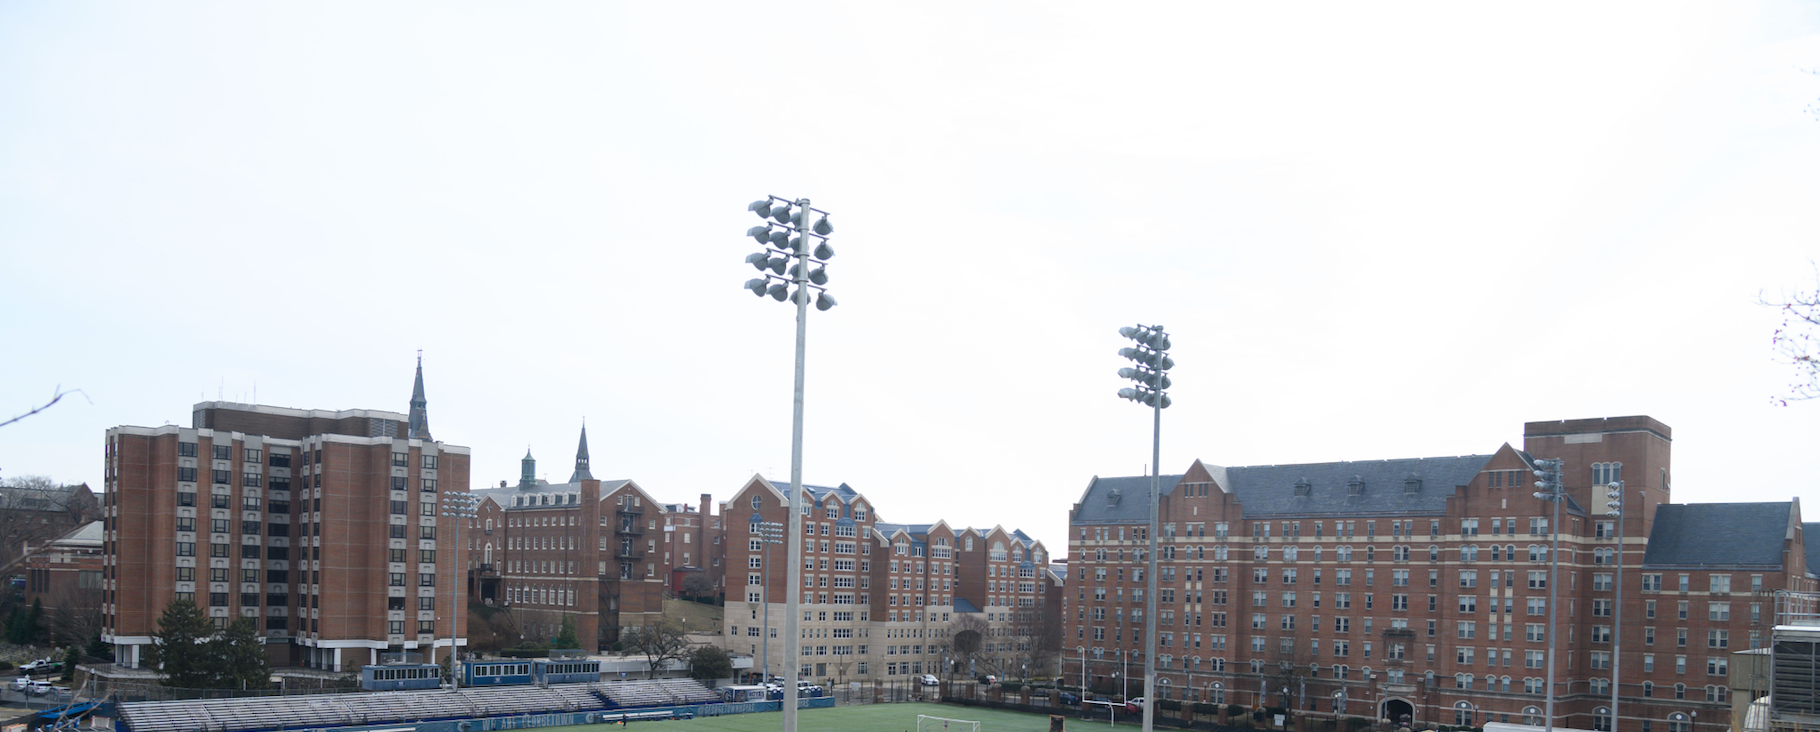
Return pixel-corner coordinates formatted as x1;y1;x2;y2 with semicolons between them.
740;195;838;732
1532;458;1565;732
1117;323;1173;732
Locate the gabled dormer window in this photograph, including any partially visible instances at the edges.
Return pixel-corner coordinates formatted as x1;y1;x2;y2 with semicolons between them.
1293;478;1312;497
1404;474;1422;494
1347;476;1365;496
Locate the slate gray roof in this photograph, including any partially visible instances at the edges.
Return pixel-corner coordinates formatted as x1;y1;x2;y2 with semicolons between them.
1806;523;1820;579
1072;475;1183;524
1642;503;1794;569
1223;456;1492;518
474;478;633;510
953;598;982;613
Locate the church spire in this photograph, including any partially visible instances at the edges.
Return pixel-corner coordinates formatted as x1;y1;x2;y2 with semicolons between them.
407;351;432;440
569;422;594;483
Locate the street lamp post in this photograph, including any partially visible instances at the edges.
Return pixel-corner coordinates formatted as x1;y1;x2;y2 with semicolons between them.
1532;458;1566;732
751;515;784;684
1606;481;1626;732
1116;324;1174;732
742;195;836;732
439;490;479;690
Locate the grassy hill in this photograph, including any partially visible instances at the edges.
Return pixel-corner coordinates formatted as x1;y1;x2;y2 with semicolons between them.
665;598;724;634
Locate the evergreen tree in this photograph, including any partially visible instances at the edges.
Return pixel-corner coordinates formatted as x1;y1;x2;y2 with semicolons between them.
147;599;214;689
553;616;579;649
60;646;77;681
25;598;43;645
210;618;270;691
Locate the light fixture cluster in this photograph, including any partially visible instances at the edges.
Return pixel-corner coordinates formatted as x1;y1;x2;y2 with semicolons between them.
1531;458;1564;501
1117;324;1174;409
1605;481;1623;517
743;196;837;311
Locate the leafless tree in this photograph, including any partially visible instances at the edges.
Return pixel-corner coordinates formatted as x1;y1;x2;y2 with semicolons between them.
1010;602;1063;681
0;476;97;573
46;584;103;650
949;613;990;678
1765;277;1820;405
621;617;691;678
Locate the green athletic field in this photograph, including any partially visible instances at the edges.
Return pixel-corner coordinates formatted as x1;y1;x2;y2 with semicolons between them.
536;702;1083;732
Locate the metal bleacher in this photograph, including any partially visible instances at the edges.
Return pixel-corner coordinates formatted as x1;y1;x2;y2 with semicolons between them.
117;678;724;732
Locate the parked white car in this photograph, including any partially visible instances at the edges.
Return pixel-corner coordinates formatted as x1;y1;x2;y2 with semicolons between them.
10;677;29;690
26;680;53;696
919;674;940;686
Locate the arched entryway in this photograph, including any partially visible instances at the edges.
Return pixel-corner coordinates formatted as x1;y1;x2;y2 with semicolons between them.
1382;698;1415;728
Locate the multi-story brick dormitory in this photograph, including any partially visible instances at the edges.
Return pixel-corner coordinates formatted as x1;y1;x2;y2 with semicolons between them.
102;358;475;672
1065;415;1814;732
720;474;1063;685
467;426;700;649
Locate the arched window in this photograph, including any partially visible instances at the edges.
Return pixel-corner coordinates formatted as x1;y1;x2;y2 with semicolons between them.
1675;683;1687;700
1669;713;1690;732
1500;676;1511;692
1429;545;1440;562
1523;707;1542;726
1594;707;1611;732
750;495;762;509
1210;682;1225;704
1642;681;1654;697
1454;701;1475;727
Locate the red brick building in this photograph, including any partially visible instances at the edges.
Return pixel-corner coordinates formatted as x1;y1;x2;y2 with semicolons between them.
1064;415;1813;732
102;359;474;672
469;427;681;650
720;475;1057;685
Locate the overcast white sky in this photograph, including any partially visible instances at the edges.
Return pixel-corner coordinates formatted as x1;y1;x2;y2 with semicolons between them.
4;2;1820;550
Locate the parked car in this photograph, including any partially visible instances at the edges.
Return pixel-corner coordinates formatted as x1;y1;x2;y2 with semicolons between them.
11;677;30;690
977;674;997;685
17;659;52;674
26;681;52;696
919;674;940;686
1057;691;1081;706
49;686;70;699
1125;697;1146;713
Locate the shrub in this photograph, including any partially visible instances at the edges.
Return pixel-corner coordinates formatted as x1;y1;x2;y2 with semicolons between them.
1193;702;1218;715
1000;681;1024;693
1227;704;1247;719
1347;717;1372;729
1159;699;1183;711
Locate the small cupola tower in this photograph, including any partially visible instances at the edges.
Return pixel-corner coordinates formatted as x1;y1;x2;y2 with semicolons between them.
519;448;537;489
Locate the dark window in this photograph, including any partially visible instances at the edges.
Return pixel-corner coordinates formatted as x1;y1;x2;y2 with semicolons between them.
389;524;406;539
212;445;231;460
211;519;229;533
176;567;194;582
392;452;408;467
388;597;406;610
269;523;288;537
209;592;228;606
269;500;289;514
418;596;436;611
265;617;286;630
242;473;260;487
240;593;258;607
391;476;407;490
422;479;437;493
178;468;198;483
212;469;231;485
178;491;196;507
268;476;290;491
176;517;196;532
242;544;260;558
420;526;437;540
389;549;406;563
390;501;407;515
210;568;229;582
268;452;290;468
267;569;288;583
419;573;435;587
267;594;287;607
212;494;230;509
179;442;198;458
210;542;230;558
243;521;261;535
176;542;195;557
266;547;288;561
422;455;438;470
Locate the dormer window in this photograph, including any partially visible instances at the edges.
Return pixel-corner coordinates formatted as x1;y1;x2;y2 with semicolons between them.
1107;489;1122;506
1293;478;1312;497
1347;476;1364;496
1404;474;1422;494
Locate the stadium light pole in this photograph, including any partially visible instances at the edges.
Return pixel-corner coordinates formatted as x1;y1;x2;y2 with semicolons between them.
1606;481;1626;732
742;195;836;732
1532;458;1565;732
1117;323;1173;732
751;514;784;684
439;490;479;690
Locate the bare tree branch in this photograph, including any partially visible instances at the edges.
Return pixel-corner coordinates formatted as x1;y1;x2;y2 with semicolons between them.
1;387;86;430
1761;269;1820;405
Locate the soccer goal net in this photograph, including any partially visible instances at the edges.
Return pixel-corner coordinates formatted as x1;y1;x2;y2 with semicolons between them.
918;714;982;732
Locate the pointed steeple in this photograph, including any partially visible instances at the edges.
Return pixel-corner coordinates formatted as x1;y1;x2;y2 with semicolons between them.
407;351;432;440
569;422;594;483
519;448;537;489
